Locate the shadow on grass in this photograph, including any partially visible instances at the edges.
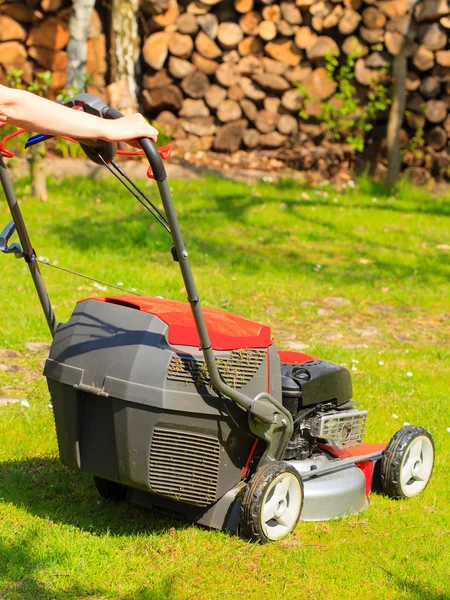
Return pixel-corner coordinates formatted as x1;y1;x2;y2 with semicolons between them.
0;456;186;538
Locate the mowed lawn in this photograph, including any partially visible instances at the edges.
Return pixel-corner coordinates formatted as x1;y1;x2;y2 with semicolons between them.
0;172;449;600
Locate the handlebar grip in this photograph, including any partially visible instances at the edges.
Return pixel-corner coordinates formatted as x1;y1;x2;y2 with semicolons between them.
102;106;167;182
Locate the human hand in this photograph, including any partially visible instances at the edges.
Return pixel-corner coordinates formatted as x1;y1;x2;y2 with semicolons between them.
100;113;158;144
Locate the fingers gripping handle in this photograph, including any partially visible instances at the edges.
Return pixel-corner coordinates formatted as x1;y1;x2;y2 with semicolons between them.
102;107;167;182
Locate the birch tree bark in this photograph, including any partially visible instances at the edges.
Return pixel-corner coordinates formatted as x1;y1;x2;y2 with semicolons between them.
109;0;140;113
66;0;96;90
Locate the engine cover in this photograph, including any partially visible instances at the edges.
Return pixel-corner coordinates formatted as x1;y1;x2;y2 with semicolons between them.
281;359;353;409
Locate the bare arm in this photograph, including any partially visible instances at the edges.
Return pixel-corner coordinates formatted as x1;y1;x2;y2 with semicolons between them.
0;85;158;143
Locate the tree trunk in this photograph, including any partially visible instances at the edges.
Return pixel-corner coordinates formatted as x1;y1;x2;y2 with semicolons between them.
386;55;407;189
110;0;139;113
28;145;47;201
66;0;96;89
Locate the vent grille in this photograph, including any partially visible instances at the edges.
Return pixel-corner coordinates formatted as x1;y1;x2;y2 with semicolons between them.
149;427;220;507
167;348;265;388
310;409;368;448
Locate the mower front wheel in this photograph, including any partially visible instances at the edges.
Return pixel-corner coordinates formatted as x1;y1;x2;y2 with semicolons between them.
93;476;128;501
240;461;304;543
381;426;434;499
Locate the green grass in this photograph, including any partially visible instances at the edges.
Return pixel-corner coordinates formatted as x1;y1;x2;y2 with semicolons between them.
0;174;449;600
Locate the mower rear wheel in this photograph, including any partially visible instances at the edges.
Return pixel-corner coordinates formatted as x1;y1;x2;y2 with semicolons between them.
93;476;128;501
240;462;303;543
381;426;434;499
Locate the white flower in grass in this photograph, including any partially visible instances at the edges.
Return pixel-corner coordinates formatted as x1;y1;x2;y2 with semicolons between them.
392;414;399;419
347;180;355;189
378;360;384;366
21;400;30;408
406;372;413;377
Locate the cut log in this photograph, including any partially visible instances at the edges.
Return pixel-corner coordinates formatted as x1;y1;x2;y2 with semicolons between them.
281;2;302;25
259;20;277;41
88;9;102;39
378;0;408;19
440;15;450;28
285;63;312;83
419;23;447;50
142;32;168;69
181;116;216;136
304;99;322;116
444;115;450;134
142;85;183;112
0;4;36;23
216;62;240;87
240;11;262;35
302;67;336;100
385;31;417;57
201;0;224;5
260;131;287;147
181;70;209;98
168;32;194;58
263;57;287;74
342;36;368;57
239;75;265;100
223;50;240;64
153;110;178;135
42;0;63;11
355;58;380;86
213;119;248;152
309;1;333;18
197;13;219;39
420;76;441;99
240;98;257;120
238;35;263;56
360;26;384;44
217;22;244;48
265;39;301;66
385;14;417;38
0;41;27;68
277;20;295;37
228;84;244;101
237;54;261;75
192;52;218;74
307;36;339;61
362;7;386;29
205;84;227;108
252;72;290;92
415;0;450;23
187;1;210;15
425;126;447;149
405;111;425;129
153;1;178;27
406;92;426;112
243;128;260;148
344;0;362;8
295;0;315;6
277;113;298;135
436;50;450;67
311;16;324;33
406;71;421;91
323;5;344;29
262;4;281;21
281;88;303;111
195;30;221;59
217;99;243;122
143;70;172;90
294;25;317;50
338;8;362;35
366;51;390;68
176;12;198;35
169;56;194;79
235;0;254;14
264;96;280;113
0;15;26;41
425;99;447;123
255;109;278;133
179;98;210;117
28;46;67;70
27;16;69;50
413;46;435;71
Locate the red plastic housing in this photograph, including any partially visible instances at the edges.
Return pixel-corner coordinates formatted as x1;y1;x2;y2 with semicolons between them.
81;296;273;351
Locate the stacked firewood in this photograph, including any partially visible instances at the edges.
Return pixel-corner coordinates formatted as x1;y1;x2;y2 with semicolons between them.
0;0;106;99
141;0;450;179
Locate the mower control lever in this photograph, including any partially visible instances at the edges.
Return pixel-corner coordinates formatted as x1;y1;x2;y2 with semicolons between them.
0;220;22;257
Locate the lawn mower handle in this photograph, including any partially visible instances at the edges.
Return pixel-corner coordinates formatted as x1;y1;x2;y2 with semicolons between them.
101;106;167;182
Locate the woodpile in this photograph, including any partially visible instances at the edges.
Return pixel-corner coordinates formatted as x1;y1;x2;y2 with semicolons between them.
138;0;450;179
0;0;449;180
0;0;106;99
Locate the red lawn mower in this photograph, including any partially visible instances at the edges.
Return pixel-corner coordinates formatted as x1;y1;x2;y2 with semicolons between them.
0;94;435;543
